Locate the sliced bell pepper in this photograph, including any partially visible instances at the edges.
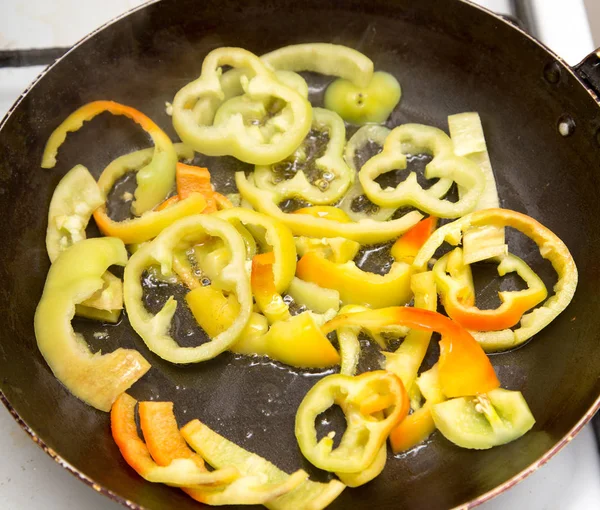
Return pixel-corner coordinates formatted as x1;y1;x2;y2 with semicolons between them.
431;388;535;450
41;100;178;215
335;304;368;377
92;144;206;244
324;71;401;125
389;363;445;453
383;271;437;392
172;47;312;165
413;208;578;351
253;108;354;205
359;124;484;218
294;206;351;223
111;394;238;486
296;251;412;308
215;208;297;294
261;43;374;87
448;112;500;211
123;214;252;364
46;164;105;262
322;307;500;398
181;419;344;510
46;164;123;320
391;216;438;264
295;371;408;473
294;236;360;264
185;284;272;358
230;310;340;369
157;162;228;214
34;238;149;411
339;124;398;222
287;277;340;314
336;440;387;488
251;252;291;324
236;172;424;243
433;248;548;331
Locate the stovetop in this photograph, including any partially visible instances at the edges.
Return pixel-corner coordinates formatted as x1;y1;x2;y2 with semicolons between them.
0;1;598;509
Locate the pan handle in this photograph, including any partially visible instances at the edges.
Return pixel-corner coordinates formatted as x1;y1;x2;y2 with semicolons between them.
574;48;600;97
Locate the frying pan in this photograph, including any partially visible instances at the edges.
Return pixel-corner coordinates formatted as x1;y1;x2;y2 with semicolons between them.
1;0;599;508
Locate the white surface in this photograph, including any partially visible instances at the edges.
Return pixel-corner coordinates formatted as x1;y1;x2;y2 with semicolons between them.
0;1;599;509
529;0;595;64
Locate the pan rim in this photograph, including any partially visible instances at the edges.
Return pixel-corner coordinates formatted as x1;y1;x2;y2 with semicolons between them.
0;0;598;509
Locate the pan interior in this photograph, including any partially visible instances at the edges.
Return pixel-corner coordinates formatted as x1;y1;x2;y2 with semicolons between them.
0;0;599;509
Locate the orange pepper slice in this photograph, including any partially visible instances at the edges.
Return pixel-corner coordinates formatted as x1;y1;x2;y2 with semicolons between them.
389;406;436;453
138;401;205;470
251;252;291;324
322;307;500;398
391;216;438;263
111;394;238;487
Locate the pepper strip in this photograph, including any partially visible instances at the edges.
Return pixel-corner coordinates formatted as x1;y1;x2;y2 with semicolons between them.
383;271;438;393
359;124;484;218
236;172;423;243
45;164;123;320
93;145;206;244
182;419;344;510
295;371;408;473
296;251;412;308
253;108;354;204
42;100;177;215
433;248;548;331
111;395;239;487
215;208;296;294
322;308;500;398
390;363;445;453
340;124;397;222
413;208;578;351
261;43;373;87
172;47;312;165
251;252;291;324
34;238;149;411
124;215;252;364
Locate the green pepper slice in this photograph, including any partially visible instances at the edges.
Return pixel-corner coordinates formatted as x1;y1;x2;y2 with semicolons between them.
123;214;252;364
325;71;401;125
34;238;150;411
236;172;423;243
431;389;535;450
181;419;345;510
45;164;123;321
359;124;484;218
295;371;408;473
172;47;312;165
253;108;354;205
41;101;178;215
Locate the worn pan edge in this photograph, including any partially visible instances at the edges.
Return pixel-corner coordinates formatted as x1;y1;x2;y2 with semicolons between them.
0;0;598;509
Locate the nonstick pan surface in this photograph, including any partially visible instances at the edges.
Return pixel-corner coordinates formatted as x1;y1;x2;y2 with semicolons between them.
0;0;599;508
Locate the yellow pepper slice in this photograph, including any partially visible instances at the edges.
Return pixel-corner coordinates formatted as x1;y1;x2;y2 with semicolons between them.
34;238;149;411
296;251;412;308
41;100;178;215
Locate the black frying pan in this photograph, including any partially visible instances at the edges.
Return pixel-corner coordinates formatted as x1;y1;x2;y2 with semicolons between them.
1;0;599;508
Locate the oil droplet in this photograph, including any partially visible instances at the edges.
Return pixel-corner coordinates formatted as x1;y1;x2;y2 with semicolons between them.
246;431;254;439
